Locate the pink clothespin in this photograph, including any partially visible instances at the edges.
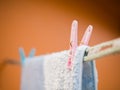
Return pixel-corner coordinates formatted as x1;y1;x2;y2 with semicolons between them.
67;20;78;69
80;25;93;46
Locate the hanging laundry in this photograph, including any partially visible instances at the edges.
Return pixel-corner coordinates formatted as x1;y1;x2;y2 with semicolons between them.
21;45;98;90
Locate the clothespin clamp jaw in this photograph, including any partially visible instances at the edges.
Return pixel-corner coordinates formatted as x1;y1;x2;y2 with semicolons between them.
80;25;93;46
19;48;36;65
67;20;78;70
29;48;36;58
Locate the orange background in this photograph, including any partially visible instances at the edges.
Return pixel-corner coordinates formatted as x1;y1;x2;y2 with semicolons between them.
0;1;120;90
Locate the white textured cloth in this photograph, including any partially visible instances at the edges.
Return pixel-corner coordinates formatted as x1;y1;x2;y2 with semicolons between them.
21;45;98;90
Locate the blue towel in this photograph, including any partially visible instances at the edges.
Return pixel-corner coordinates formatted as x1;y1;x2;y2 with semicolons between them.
21;45;98;90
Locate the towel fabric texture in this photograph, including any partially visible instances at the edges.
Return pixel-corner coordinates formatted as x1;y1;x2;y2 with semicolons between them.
21;45;98;90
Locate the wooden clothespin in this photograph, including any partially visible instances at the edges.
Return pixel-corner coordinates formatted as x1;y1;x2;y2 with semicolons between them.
19;48;36;65
67;20;78;69
84;38;120;61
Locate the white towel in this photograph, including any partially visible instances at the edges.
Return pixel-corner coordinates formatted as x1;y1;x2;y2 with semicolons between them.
21;45;98;90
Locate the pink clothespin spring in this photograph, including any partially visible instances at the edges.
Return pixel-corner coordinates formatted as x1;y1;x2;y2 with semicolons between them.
67;20;78;70
80;25;93;46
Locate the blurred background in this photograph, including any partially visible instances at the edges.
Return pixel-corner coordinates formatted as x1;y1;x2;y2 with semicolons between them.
0;0;120;90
